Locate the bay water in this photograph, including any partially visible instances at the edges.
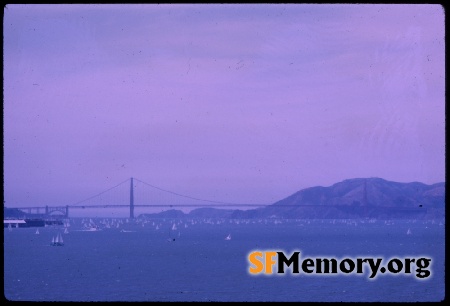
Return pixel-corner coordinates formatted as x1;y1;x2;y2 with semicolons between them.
3;218;445;302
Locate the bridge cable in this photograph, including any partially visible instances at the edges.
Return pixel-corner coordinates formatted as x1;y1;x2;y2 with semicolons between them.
133;177;257;206
70;178;131;207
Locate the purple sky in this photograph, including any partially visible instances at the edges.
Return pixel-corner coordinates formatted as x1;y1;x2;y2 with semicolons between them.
3;4;445;215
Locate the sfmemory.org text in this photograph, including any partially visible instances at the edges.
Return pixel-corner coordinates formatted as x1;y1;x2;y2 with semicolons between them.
247;250;432;280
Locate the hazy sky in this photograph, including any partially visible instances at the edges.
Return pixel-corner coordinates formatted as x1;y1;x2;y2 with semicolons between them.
3;4;445;212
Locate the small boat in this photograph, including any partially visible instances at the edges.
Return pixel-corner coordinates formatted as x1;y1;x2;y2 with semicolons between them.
64;227;69;234
85;225;101;231
120;229;134;233
51;233;64;246
35;229;40;234
225;234;231;240
407;228;412;235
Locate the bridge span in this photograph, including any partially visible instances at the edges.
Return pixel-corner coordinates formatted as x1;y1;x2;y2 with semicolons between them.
9;177;269;219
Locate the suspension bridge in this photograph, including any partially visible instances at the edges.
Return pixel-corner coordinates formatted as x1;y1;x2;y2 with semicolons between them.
12;177;269;219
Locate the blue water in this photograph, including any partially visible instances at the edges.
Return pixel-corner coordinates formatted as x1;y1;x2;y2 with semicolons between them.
3;218;445;302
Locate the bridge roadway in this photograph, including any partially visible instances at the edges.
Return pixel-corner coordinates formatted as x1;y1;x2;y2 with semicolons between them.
13;204;427;210
12;203;271;218
9;204;270;219
16;204;268;210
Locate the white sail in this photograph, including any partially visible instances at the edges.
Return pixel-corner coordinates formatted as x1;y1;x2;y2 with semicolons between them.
51;233;63;245
225;234;231;240
172;223;177;231
64;227;69;234
35;229;40;234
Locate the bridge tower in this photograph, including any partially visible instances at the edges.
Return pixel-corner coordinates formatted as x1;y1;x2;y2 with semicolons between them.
130;177;135;219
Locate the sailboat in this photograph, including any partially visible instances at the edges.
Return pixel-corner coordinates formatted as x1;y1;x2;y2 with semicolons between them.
35;229;40;234
56;233;64;246
51;233;64;246
407;228;412;235
8;223;12;232
167;223;178;242
64;227;69;234
225;234;231;240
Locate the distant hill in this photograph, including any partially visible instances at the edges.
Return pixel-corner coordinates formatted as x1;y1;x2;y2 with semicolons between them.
3;207;49;219
140;177;445;220
140;208;234;219
4;208;30;219
232;177;445;220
